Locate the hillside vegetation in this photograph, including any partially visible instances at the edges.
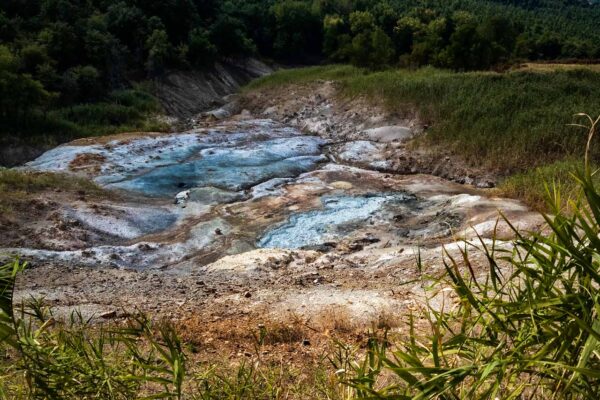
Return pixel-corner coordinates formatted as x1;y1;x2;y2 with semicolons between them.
247;64;600;209
1;0;599;145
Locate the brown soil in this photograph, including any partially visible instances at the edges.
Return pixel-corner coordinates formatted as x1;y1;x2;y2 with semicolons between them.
69;153;107;174
0;188;119;250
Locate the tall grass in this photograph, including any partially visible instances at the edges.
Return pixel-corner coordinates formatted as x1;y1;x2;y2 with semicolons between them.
335;116;600;399
344;68;600;171
0;259;187;399
497;159;600;212
245;65;600;209
0;260;344;399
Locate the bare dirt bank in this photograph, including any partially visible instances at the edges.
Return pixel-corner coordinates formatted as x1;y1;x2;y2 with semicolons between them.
156;59;272;119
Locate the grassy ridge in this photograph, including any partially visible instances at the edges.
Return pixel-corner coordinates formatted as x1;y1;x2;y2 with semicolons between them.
247;65;600;208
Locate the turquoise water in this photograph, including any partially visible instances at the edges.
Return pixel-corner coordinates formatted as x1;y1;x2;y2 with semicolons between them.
258;193;412;249
108;136;326;196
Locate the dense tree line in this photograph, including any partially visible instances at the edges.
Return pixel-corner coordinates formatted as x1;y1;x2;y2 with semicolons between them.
1;0;599;135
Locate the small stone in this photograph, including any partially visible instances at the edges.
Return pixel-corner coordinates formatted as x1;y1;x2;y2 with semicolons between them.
476;180;495;189
82;250;95;257
244;291;252;298
138;243;153;251
100;310;117;319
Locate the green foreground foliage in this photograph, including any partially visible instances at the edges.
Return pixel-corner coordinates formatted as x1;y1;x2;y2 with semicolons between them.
335;116;600;399
0;259;340;399
1;260;187;399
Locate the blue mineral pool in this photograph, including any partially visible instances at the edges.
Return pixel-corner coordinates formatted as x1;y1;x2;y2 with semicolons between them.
108;136;326;197
258;193;412;249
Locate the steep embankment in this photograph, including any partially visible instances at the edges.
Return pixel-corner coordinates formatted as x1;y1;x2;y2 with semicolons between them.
0;59;272;167
155;59;272;118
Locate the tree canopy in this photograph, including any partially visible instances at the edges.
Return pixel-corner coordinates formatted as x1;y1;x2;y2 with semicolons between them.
1;0;599;137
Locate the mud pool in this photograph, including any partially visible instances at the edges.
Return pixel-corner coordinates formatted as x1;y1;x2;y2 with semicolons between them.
5;118;537;271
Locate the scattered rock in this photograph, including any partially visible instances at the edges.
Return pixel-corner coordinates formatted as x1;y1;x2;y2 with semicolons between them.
100;310;117;319
138;243;154;251
174;190;191;205
330;181;353;190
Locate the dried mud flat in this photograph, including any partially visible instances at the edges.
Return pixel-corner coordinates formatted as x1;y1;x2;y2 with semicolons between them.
5;82;543;360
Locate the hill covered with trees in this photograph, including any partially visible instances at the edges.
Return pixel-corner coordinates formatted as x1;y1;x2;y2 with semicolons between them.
1;0;599;142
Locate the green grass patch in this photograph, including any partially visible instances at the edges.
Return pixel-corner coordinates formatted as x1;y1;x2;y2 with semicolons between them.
0;169;104;214
0;169;102;194
49;86;169;139
243;65;364;91
497;159;599;212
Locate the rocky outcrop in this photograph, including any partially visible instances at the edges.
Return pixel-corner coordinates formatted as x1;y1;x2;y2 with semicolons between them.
239;81;497;188
155;59;272;118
